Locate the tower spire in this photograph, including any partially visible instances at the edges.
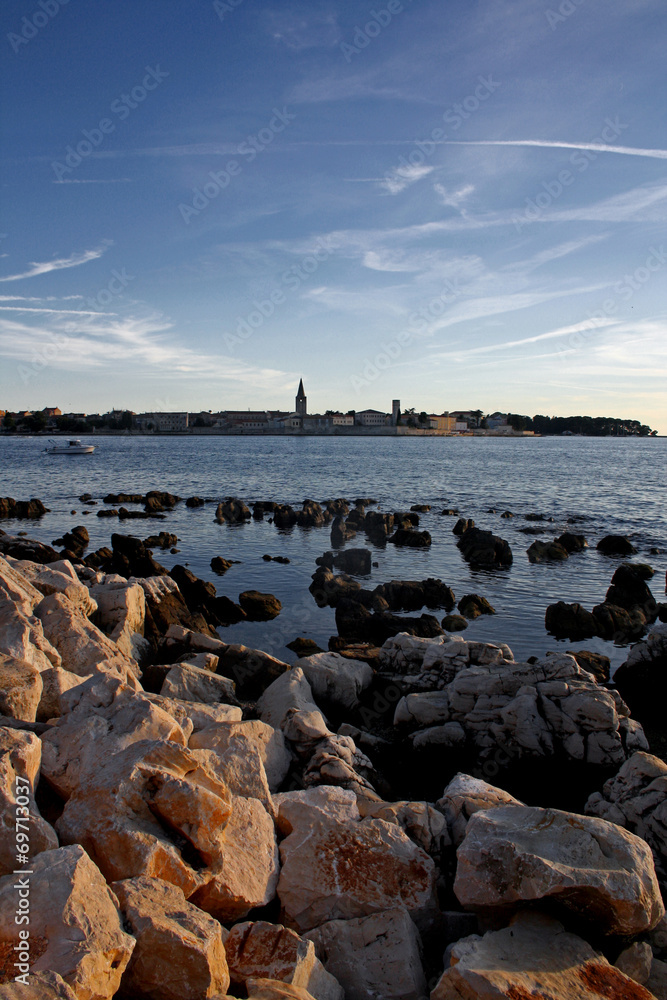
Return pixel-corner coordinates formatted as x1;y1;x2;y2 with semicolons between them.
295;378;307;417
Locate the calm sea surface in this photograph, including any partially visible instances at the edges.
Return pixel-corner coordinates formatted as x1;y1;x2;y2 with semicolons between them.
1;434;665;669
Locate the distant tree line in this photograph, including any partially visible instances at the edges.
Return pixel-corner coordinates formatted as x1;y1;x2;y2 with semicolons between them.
507;414;656;436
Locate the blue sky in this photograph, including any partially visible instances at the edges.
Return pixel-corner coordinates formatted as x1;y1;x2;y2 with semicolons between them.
1;0;666;431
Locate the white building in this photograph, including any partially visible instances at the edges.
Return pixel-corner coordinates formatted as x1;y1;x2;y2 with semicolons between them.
356;408;389;427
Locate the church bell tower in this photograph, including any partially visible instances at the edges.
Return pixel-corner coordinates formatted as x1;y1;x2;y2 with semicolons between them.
295;378;307;417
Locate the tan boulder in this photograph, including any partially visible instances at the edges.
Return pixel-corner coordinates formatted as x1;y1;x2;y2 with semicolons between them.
8;557;96;615
305;907;426;1000
0;970;78;998
0;728;58;876
225;921;343;1000
56;740;233;897
245;982;319;1000
160;662;237;705
295;652;373;712
0;598;61;672
147;693;243;729
455;804;665;936
273;787;360;837
358;799;450;856
257;667;325;731
0;555;43;614
41;676;188;798
34;592;137;680
36;666;88;722
111;875;230;1000
190;795;280;922
436;772;523;845
430;912;656;999
191;739;274;817
278;815;437;933
190;719;292;791
0;844;134;1000
0;654;43;722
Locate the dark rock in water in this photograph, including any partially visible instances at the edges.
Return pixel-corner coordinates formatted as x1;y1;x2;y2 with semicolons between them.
332;548;372;576
568;649;610;683
520;526;546;536
146;490;180;509
393;511;420;530
374;579;455;612
658;604;667;623
326;498;350;517
169;564;246;627
335;597;444;644
238;589;282;620
410;504;431;513
60;525;89;557
84;547;113;570
545;601;598;640
118;507;165;521
0;497;48;519
364;511;395;545
458;594;496;619
286;637;324;656
527;540;569;563
500;510;514;519
440;508;459;516
592;601;648;640
272;556;290;564
185;496;205;507
330;515;357;548
354;497;377;506
327;638;383;669
453;517;474;535
211;556;233;574
525;512;545;521
97;508;119;518
110;533;167;578
252;500;279;519
605;563;657;621
345;507;366;528
0;534;59;564
457;526;512;568
597;534;638;556
442;614;468;631
273;504;298;529
211;595;247;625
104;493;144;504
388;528;432;547
144;495;165;513
143;586;217;643
79;493;93;502
143;532;178;549
310;567;361;607
296;499;328;528
215;498;251;524
556;532;588;553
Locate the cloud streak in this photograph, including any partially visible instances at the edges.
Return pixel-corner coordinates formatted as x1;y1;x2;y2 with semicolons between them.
0;246;109;283
443;139;667;160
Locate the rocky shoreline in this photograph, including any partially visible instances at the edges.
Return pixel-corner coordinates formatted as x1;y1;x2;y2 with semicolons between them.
1;493;667;999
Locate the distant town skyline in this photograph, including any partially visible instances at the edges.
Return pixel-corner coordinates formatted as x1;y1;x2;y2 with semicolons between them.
1;1;665;433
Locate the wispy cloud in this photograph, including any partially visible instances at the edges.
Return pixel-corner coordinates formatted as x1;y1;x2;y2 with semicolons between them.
443;139;667;160
434;183;474;211
53;178;132;184
379;164;434;195
0;246;109;283
432;318;619;359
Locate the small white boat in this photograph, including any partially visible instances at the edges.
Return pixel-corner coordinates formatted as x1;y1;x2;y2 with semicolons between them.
43;439;95;455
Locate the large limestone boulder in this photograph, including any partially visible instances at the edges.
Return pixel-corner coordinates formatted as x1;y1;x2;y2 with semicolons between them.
0;971;78;998
189;795;280;922
0;844;135;1000
0;728;58;876
0;554;44;614
305;907;427;1000
277;814;437;933
90;580;146;659
273;787;361;837
0;598;61;672
357;799;450;856
56;740;233;898
147;693;243;730
7;557;96;615
586;751;667;889
436;772;523;846
41;675;188;798
189;720;291;791
36;665;88;721
0;654;43;722
430;912;656;1000
295;653;373;712
34;592;137;681
160;662;237;705
455;804;664;936
111;875;230;1000
257;668;326;732
225;921;343;1000
191;738;274;817
245;982;320;1000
